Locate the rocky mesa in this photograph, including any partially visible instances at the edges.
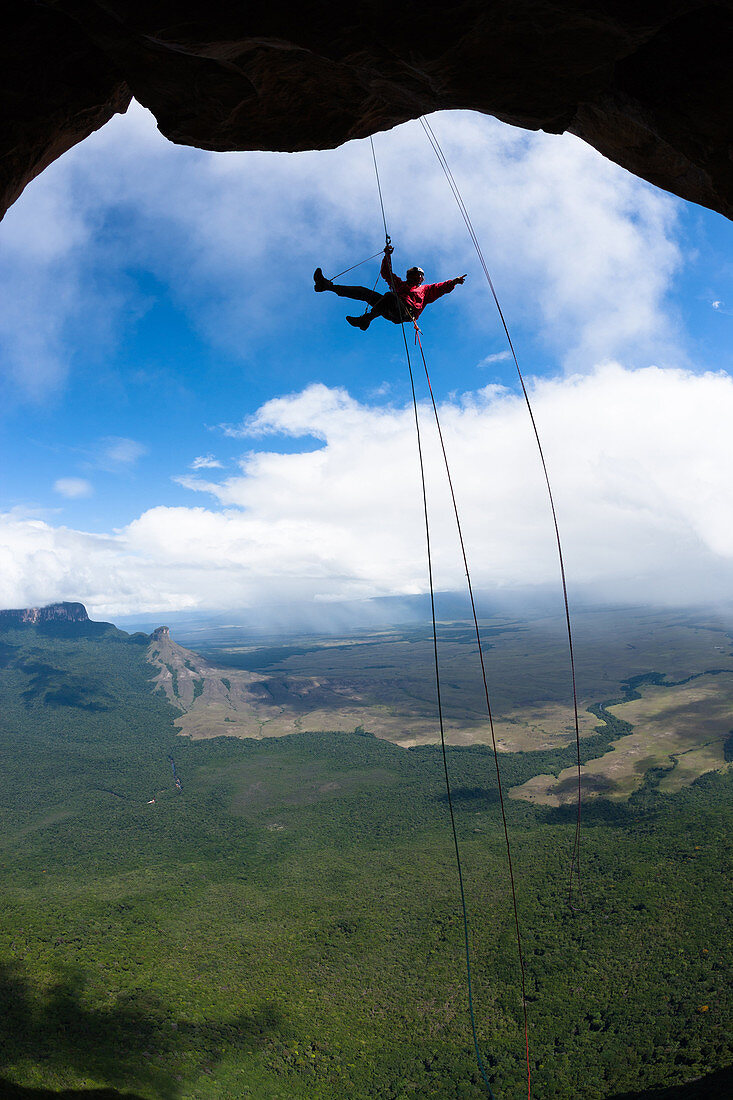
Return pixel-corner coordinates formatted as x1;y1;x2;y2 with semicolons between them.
146;623;350;740
0;601;90;627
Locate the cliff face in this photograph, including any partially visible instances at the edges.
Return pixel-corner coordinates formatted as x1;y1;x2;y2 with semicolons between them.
3;1;732;222
145;626;369;741
0;601;90;627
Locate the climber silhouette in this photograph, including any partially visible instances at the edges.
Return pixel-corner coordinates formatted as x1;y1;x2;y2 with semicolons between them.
314;244;466;329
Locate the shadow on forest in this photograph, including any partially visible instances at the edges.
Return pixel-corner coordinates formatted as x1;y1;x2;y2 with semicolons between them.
540;795;631;828
439;785;500;806
0;961;283;1099
0;1081;144;1099
17;657;113;712
609;1064;733;1099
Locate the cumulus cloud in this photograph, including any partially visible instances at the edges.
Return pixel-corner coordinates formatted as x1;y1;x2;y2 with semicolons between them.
54;478;93;499
0;102;684;400
0;513;196;616
3;365;733;617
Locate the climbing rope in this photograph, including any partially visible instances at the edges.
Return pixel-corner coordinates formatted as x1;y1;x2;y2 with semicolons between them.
329;249;385;281
414;325;531;1096
369;134;528;1100
418;115;585;911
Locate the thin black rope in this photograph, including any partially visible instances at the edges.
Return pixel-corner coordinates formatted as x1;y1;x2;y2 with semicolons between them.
404;325;500;1100
370;133;499;1100
330;249;384;281
414;328;531;1096
370;136;389;242
419;115;584;910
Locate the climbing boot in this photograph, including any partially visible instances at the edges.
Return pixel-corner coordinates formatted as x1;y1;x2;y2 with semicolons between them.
313;268;333;292
346;314;370;330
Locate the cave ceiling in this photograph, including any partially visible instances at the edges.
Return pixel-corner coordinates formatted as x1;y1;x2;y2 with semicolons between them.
3;1;732;222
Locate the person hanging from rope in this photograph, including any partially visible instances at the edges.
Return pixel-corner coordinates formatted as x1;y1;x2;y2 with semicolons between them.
313;243;467;330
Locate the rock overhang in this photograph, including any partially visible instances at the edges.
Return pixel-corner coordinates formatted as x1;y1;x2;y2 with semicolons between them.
2;1;732;220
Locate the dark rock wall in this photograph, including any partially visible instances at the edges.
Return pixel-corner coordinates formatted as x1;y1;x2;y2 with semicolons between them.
2;1;131;217
3;1;732;220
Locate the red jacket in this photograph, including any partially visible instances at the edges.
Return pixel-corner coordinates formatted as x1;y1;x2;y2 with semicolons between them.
381;253;458;318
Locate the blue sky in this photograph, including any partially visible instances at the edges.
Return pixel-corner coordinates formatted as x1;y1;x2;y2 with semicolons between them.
1;104;732;619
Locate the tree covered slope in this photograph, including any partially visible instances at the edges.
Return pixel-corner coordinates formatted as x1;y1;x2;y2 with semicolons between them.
0;616;730;1098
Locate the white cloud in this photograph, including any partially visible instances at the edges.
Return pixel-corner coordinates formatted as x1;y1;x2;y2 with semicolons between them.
190;454;223;470
479;351;512;367
0;514;194;615
369;382;392;399
54;478;93;499
3;365;733;617
0;102;685;399
0;153;125;400
99;437;148;468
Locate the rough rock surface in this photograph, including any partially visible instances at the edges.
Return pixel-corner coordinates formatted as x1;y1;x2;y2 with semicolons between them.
145;626;301;737
3;2;732;221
